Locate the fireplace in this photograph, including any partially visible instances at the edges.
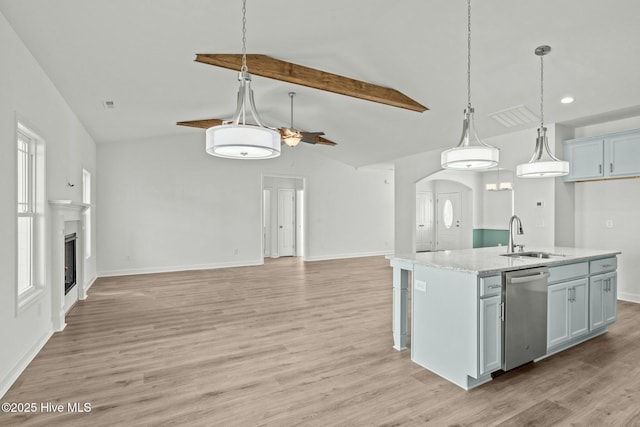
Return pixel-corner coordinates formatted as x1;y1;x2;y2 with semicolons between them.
64;233;77;295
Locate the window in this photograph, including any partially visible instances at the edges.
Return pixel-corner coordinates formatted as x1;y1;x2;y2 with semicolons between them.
17;130;35;295
82;168;91;258
16;123;44;309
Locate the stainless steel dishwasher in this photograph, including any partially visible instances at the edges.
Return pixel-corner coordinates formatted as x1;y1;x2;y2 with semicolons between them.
503;267;549;371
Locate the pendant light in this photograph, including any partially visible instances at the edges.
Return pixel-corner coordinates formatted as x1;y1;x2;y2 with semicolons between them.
205;0;281;159
441;0;499;170
516;46;569;178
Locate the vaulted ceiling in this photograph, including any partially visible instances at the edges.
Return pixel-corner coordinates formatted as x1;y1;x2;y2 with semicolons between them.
1;0;639;167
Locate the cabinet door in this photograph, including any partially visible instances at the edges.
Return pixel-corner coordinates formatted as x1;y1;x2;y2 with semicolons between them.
479;295;502;375
547;283;570;349
565;139;604;181
607;134;640;178
604;273;617;325
589;274;606;330
569;280;589;339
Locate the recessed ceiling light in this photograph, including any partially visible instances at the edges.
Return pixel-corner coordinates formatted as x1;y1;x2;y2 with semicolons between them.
560;96;575;104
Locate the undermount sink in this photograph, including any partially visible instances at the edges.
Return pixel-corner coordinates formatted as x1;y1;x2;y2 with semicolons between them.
501;251;562;259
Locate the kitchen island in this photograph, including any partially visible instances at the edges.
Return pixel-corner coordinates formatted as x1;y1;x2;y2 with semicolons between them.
388;246;621;390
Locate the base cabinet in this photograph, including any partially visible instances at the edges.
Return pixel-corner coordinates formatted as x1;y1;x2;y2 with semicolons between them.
590;272;617;330
547;278;588;349
479;295;502;375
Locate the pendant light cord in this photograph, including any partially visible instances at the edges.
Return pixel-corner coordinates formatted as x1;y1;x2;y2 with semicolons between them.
241;0;248;72
467;0;472;109
539;54;544;128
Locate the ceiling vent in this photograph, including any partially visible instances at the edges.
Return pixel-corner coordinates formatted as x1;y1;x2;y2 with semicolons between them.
488;105;538;128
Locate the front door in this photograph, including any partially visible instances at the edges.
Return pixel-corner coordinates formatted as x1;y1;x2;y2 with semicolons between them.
278;188;295;256
436;192;461;250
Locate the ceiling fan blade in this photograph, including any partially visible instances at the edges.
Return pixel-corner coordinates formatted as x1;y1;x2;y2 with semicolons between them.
300;131;325;136
195;54;427;113
176;118;224;129
302;134;337;146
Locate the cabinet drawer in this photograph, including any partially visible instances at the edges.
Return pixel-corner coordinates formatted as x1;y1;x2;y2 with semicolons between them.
590;257;617;275
480;275;502;297
548;262;588;284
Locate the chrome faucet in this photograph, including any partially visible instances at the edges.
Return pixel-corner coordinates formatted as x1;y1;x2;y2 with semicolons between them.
508;214;524;253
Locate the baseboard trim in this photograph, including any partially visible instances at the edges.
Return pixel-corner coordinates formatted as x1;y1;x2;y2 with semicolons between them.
618;292;640;304
98;259;264;277
0;330;53;399
85;275;97;291
304;251;392;262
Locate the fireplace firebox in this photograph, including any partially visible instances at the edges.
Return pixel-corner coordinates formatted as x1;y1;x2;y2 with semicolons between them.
64;233;77;295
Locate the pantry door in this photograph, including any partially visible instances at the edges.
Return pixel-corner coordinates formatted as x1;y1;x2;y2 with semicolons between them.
416;191;433;251
277;188;296;256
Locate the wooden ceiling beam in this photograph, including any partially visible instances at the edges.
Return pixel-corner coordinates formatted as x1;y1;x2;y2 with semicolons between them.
194;54;427;113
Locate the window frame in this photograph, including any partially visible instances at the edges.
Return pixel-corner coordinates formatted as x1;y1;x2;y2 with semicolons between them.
16;121;45;313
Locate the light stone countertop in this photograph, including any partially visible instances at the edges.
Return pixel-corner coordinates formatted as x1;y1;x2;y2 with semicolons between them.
388;246;621;275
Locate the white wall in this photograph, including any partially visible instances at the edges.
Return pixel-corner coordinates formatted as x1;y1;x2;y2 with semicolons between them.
96;133;394;275
395;126;561;254
0;12;97;397
571;116;640;302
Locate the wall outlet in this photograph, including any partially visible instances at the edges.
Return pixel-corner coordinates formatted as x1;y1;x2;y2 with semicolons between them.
606;219;614;228
415;280;427;293
233;248;238;255
536;220;545;228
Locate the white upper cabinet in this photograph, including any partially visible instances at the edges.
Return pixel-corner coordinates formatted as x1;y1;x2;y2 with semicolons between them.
563;129;640;182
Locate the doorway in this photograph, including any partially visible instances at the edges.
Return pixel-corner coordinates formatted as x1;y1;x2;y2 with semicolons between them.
263;176;305;258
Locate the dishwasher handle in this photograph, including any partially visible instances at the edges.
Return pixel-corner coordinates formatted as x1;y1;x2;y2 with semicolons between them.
509;271;549;284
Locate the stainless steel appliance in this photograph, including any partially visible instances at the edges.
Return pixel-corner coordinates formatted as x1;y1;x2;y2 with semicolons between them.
503;267;549;371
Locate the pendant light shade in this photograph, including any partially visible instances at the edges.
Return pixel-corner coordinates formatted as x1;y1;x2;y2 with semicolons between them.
206;124;281;159
205;0;281;160
441;0;499;170
516;45;569;178
441;108;499;169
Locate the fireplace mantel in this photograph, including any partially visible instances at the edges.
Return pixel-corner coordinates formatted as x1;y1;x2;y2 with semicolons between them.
49;200;90;331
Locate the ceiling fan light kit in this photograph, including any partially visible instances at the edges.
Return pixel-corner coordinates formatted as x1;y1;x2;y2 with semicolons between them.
205;0;281;160
516;45;570;178
441;0;499;171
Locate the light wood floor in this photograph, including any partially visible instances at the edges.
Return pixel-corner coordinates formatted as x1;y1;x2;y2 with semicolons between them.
2;256;640;426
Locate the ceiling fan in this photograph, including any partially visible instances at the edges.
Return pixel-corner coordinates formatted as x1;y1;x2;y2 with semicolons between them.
280;92;334;147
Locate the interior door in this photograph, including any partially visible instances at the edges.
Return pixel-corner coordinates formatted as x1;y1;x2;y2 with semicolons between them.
416;191;433;252
278;188;296;257
436;192;461;250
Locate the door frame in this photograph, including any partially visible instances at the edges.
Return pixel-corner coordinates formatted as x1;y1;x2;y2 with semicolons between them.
261;175;307;261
